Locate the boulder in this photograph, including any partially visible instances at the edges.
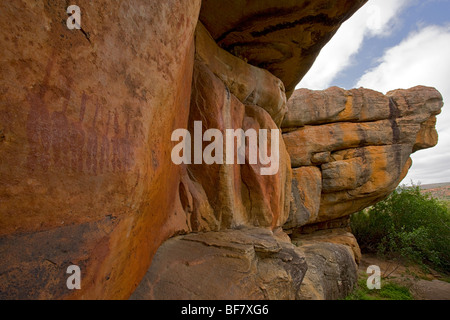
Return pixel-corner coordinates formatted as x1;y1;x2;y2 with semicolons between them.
291;228;362;265
289;213;361;301
293;242;358;300
130;228;307;300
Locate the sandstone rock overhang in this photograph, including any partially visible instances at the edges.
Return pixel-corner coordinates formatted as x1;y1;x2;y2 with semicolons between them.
199;0;367;97
0;0;444;301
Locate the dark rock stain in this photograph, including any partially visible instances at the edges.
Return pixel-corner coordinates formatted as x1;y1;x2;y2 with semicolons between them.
388;97;400;144
0;216;115;299
26;58;54;172
356;125;367;147
250;13;338;38
389;97;402;173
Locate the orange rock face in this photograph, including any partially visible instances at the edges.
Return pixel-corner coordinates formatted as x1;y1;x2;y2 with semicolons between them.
0;0;444;301
0;0;201;299
130;228;307;300
195;23;288;126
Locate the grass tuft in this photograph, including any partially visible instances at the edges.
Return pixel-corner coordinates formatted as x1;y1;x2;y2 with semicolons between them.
345;276;413;300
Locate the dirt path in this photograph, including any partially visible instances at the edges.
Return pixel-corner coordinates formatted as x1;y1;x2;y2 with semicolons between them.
359;254;450;300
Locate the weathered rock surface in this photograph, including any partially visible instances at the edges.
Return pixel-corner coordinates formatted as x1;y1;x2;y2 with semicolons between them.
292;228;362;265
292;242;358;300
195;23;288;126
130;228;307;300
0;0;444;301
179;24;292;232
289;223;361;299
283;167;322;229
282;87;389;127
283;86;444;226
0;0;202;299
199;0;367;97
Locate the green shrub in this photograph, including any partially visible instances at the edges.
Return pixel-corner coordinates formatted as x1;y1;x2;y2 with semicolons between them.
345;276;413;300
351;185;450;272
378;282;414;300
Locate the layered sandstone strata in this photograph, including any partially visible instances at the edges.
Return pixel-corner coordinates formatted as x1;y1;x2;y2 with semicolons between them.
282;86;443;227
279;86;443;299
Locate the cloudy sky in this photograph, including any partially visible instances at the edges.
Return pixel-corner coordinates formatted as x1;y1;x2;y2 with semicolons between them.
298;0;450;185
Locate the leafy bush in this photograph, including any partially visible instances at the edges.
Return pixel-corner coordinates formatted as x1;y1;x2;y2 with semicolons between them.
351;185;450;272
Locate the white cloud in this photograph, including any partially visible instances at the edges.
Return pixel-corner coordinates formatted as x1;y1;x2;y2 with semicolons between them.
356;25;450;185
297;0;411;90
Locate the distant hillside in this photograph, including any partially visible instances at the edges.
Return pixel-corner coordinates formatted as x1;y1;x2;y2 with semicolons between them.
419;182;450;190
418;182;450;201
